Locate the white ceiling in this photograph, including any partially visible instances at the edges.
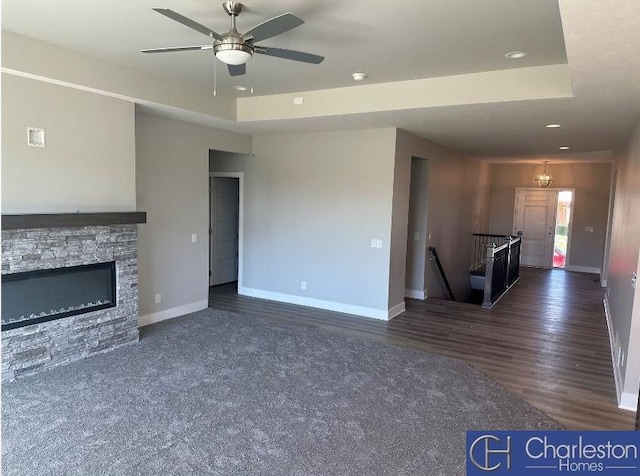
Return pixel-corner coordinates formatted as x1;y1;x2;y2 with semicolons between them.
3;0;640;156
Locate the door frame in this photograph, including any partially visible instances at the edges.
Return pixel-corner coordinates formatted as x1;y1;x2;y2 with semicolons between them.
513;187;576;269
209;172;244;290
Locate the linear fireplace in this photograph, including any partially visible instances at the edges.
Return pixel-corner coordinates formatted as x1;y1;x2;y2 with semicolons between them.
2;262;116;331
2;212;146;382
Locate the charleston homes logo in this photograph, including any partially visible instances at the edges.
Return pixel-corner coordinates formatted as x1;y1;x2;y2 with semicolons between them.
469;435;513;471
466;431;640;475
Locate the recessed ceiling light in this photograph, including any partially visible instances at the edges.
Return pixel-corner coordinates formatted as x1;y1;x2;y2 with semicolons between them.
504;51;528;59
352;72;368;81
558;146;571;150
232;85;248;91
545;124;562;128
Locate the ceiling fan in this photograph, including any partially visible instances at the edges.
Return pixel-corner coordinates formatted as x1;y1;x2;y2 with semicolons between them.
141;1;325;77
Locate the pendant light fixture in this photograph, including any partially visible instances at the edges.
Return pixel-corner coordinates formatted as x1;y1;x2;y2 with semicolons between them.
535;161;554;188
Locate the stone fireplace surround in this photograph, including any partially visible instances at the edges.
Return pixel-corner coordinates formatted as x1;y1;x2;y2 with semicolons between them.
1;212;146;382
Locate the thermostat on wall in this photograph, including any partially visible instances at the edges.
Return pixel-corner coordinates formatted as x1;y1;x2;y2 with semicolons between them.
27;127;45;148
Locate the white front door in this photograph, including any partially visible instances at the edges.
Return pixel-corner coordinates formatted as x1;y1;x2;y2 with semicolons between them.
210;177;239;286
513;189;557;268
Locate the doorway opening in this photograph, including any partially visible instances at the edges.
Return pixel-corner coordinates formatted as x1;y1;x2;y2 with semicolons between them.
513;187;575;269
209;149;249;302
405;157;429;300
208;171;244;303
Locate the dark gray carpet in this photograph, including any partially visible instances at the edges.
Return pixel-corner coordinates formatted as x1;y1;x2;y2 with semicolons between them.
2;308;562;475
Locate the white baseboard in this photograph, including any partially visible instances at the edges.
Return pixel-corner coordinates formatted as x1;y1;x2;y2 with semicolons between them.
566;265;601;274
405;289;427;300
138;300;209;327
239;286;397;320
388;302;406;319
603;296;635;411
619;392;637;411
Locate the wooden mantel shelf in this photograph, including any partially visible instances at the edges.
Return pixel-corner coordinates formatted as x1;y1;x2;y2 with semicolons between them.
2;212;147;230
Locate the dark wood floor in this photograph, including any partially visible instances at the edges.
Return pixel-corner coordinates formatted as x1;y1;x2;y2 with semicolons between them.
209;268;635;430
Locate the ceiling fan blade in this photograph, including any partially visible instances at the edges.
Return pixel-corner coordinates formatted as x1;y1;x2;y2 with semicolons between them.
140;45;213;53
255;46;324;64
153;8;224;41
243;12;304;43
227;64;246;76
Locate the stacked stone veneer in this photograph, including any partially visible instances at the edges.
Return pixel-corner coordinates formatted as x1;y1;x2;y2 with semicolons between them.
1;225;140;382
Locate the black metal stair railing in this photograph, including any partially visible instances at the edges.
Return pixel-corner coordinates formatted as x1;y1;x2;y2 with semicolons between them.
470;233;511;276
428;247;456;301
481;235;522;309
507;238;521;286
489;244;509;303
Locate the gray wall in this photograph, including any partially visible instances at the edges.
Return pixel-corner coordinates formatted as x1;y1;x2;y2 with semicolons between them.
608;116;640;406
393;129;475;304
211;128;478;313
135;113;252;319
488;162;612;270
3;31;237;122
1;74;136;213
469;161;492;233
210;129;398;314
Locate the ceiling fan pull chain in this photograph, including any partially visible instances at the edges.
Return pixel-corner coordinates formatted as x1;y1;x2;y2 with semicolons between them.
213;56;218;97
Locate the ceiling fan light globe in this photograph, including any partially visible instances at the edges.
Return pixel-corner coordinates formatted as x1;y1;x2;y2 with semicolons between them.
216;49;252;65
214;42;254;65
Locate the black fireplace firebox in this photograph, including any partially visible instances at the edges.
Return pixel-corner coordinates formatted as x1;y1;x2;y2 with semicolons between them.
1;262;116;331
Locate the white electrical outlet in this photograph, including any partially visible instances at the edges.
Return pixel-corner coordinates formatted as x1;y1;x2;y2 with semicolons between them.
191;233;197;243
293;97;303;105
371;239;383;248
301;281;307;290
155;293;162;304
414;232;420;241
